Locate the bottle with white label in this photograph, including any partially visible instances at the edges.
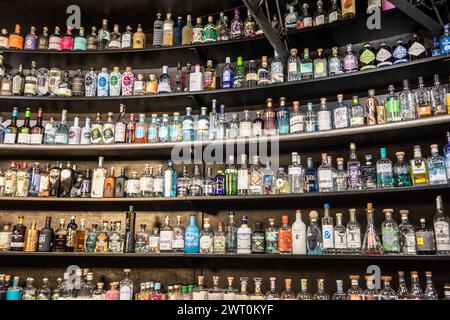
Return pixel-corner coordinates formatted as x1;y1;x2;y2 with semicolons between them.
17;108;32;144
109;67;121;96
163;160;177;198
91;156;107;198
237;215;252;254
238;154;249;195
192;276;207;300
68;116;81;145
322;204;335;254
398;210;416;255
289;101;304;134
119;269;133;300
346;208;361;254
434;195;450;255
80;117;92;145
160;216;173;252
199;218;214;254
97;67;109;97
317;98;332;131
114;104;127;143
189;64;203;91
292;210;306;254
333;213;347;254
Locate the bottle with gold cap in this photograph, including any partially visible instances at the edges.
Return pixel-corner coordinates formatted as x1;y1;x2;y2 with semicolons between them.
306;210;322;255
362;203;383;255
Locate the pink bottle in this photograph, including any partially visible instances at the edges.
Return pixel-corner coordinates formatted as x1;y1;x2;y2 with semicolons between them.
121;67;135;96
61;27;74;50
105;282;120;300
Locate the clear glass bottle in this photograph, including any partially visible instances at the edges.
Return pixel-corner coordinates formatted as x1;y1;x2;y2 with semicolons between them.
398;210;417;255
160;216;173;252
237;216;252;254
333;94;349;129
313;279;330;300
334;213;347;254
393;151;413;187
199;218;214;254
281;279;296;300
318;153;334;192
379;276;397;300
399;79;417;121
208;276;223;300
304;103;317;132
297;279;314;300
347;275;363;300
225;211;238;254
409;271;424;300
434;195;450;255
249;155;263;195
235;277;250;300
265;277;280;300
223;277;238;300
307;210;323;255
349;96;365;128
410;145;429;185
271;50;284;83
287;48;301;82
334;158;348;191
332;280;347;300
362;203;383;255
376;148;393;188
381;208;400;254
346;209;361;254
343;44;358;73
424;271;439;300
431;74;447;116
314;48;328;78
328;46;343;75
289;101;304;134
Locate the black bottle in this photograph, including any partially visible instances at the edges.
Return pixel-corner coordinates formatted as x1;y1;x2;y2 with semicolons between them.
70;166;84;197
361;154;377;190
59;162;74;198
65;216;78;252
375;42;393;68
358;43;377;71
37;217;54;252
80;169;92;198
123;205;136;253
408;34;427;61
392;39;410;64
251;221;265;254
49;161;62;197
115;168;127;198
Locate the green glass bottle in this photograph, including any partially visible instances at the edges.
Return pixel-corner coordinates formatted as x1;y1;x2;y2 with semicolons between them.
225;155;238;195
393;151;413;187
233;56;245;88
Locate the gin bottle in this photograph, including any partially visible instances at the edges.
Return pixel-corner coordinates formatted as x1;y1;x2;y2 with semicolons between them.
343;44;358;73
225;155;238;195
285;4;299;29
408;34;427;61
333;213;347;254
158;65;172;93
289;101;304;133
347;143;362;189
313;0;327;26
363;276;380;300
313;279;330;300
86;26;98;50
163;160;177;197
54;109;69;144
203;167;215;196
160;216;173;252
108;24;121;49
237;154;249;195
314;49;328;78
162;13;174;46
415;76;431;118
347;276;363;300
409;272;424;300
304;103;317;132
199;218;214;254
440;23;450;54
430;74;447;116
393;151;412;187
249;155;263;194
428;144;447;185
230;9;243;39
189;165;203;196
271;51;284;83
213;221;225;254
376;42;393;67
328;47;343;75
233;56;245;87
318;153;334;192
381;209;400;254
376;148;393;188
120;25;132;49
304;157;318;192
223;277;238;300
416;218;436;255
328;0;341;23
216;105;228;139
287;48;301;82
424;272;439;300
221;57;234;88
410;145;428;185
228;113;239;139
192;17;204;44
350;96;364;127
278;215;292;254
362;203;383;255
292;210;306;254
307;210;323;254
207;276;223;300
321;204;334;254
346;209;361;254
265;218;278;253
379;276;397;300
253;112;263;137
385;85;402;122
153;13;163;46
98;19;110;49
237;216;252;254
203;16;217;43
358;43;377;71
399;210;417;255
216;12;229;41
225;211;238;253
119;269;133;300
91;157;107;197
434;195;450;255
392;39;410;64
158;114;170;142
84;67;97;97
266;277;280;300
48;26;61;50
300;48;313;80
334;158;348;191
399;79;417;121
239;110;253;138
332;280;347;300
288;152;304;193
297;279;313;300
333;94;349;129
251;222;265;254
257;56;270;85
185;214;199;254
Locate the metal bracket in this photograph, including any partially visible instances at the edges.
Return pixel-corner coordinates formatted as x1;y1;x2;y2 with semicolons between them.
388;0;443;35
242;0;290;60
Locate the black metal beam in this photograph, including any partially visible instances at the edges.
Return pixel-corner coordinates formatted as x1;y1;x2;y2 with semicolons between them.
388;0;442;35
242;0;290;60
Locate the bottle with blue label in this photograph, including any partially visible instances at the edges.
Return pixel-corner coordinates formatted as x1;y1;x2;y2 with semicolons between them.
444;132;450;182
169;112;182;142
158;114;170;142
182;107;195;142
392;39;410;64
147;114;159;143
97;67;109;96
185;214;200;254
221;57;235;88
24;26;38;50
163;160;177;197
440;24;450;55
6;276;22;300
431;37;441;57
276;97;290;135
304;157;318;192
134;114;147;143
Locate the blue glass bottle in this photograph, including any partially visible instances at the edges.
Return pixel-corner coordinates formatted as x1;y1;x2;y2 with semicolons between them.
6;277;22;300
221;57;235;89
28;162;41;197
97;67;109;97
173;16;183;46
392;39;410;64
184;214;200;254
169;112;182;142
182;107;195;142
304;157;318;192
163;160;177;197
276;97;289;135
440;24;450;55
304;102;318;132
306;213;323;255
147;114;159;143
214;170;225;195
431;37;441;57
444;132;450;182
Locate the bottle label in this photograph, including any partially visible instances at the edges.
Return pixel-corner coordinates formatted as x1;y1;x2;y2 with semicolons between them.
73;37;87;50
159;231;173;250
318;170;333;189
125;179;140;195
416;231;436;252
300;62;313;75
289;114;304;133
139;177;153;192
393;45;408;61
334;230;347;249
213;235;225;253
317;111;331;130
402;233;417;254
119;286;132;300
238;170;249;191
135;126;146;139
288;62;298;73
334;107;348;128
303;17;312;27
329;11;338;23
434;221;450;251
237;231;251;252
314;15;325;26
9;35;23;49
382;227;400;251
359;49;376;65
114;123;126;143
411;162;427;175
60;37;73;50
322;225;334;249
48;36;61;50
346;229;361;248
377;163;392;174
153;179;163;194
343;55;357;71
0;36;9;48
252;123;262;137
17;133;31;144
121;34;131;48
376;48;392;63
408;42;426;57
239;122;252;137
348;164;361;186
103;124;115;143
199;235;213;253
278;230;292;252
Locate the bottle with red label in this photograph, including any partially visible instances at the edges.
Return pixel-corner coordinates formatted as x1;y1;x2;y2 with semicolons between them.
61;27;74;50
9;24;24;49
278;215;292;254
121;67;135;96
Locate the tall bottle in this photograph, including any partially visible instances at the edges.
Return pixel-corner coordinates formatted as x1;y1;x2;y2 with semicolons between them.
362;203;383;255
292;210;306;254
434;195;450;255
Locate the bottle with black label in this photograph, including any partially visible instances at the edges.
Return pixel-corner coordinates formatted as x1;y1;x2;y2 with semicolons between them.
72;69;85;96
49;161;62;197
53;219;67;252
59;162;74;197
10;216;26;251
37;217;54;252
65;216;78;252
80;169;92;198
115;168;127;198
123;205;136;253
358;43;377;71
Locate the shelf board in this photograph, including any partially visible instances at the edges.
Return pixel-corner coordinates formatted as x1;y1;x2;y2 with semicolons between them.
0;55;447;113
0;184;448;211
1;251;449;268
0;115;449;159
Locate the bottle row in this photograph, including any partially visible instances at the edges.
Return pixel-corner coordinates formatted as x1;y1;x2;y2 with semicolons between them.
1;138;450;199
1;269;448;300
1;197;448;256
0;29;445;98
1;77;450;146
0;0;363;52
